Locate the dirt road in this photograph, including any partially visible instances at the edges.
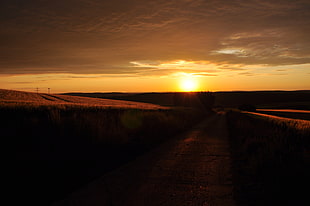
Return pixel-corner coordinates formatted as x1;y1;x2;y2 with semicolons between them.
54;113;235;206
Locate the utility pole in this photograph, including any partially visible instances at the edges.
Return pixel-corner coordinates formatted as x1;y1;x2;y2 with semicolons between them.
36;87;39;93
48;88;50;94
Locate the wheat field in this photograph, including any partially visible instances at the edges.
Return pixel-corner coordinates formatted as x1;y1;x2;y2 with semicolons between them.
0;89;166;109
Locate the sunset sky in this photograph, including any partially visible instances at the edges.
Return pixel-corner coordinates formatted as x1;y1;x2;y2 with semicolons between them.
0;0;309;93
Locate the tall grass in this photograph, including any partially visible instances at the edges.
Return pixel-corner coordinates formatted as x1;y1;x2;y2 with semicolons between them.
227;111;309;206
2;104;205;205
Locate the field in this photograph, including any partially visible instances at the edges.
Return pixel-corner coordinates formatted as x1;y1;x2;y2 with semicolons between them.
2;89;206;205
0;89;165;109
256;109;310;121
227;111;310;205
64;90;310;109
3;89;310;205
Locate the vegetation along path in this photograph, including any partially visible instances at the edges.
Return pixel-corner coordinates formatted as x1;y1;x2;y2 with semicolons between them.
55;113;235;206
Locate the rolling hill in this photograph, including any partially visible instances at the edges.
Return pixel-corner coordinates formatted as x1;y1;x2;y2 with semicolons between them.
64;90;310;110
0;89;166;109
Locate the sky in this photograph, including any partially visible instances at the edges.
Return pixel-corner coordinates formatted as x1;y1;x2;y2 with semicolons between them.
0;0;309;93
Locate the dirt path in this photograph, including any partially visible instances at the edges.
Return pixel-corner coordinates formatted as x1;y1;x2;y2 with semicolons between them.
54;113;234;206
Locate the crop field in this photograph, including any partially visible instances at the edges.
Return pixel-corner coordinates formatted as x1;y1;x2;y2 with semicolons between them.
2;89;206;205
227;111;310;205
255;109;310;121
257;109;310;113
244;111;310;130
4;89;309;205
0;89;166;109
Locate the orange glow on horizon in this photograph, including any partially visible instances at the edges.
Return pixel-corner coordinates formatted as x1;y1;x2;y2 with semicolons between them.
0;62;309;93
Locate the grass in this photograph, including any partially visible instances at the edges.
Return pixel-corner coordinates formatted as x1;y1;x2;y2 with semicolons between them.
3;99;205;205
227;111;310;206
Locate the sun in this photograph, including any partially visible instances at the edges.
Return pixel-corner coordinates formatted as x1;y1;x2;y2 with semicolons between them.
180;78;198;92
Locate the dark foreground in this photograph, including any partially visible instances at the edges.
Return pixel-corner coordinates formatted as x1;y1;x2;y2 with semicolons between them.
3;105;203;205
54;113;234;206
8;109;309;205
228;111;309;206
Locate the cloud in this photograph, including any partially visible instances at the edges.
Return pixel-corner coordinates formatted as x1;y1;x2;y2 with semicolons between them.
238;72;257;76
0;0;309;75
129;60;221;76
210;28;310;65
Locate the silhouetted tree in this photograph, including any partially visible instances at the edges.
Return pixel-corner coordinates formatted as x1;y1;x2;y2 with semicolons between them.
197;92;215;110
173;92;215;109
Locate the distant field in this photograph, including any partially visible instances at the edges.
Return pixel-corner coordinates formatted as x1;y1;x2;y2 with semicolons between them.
257;109;310;113
243;111;310;129
255;109;310;121
64;91;215;109
64;90;310;110
215;91;310;109
0;89;166;109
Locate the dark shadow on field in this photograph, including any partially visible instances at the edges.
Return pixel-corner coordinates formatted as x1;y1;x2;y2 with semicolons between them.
3;105;208;205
